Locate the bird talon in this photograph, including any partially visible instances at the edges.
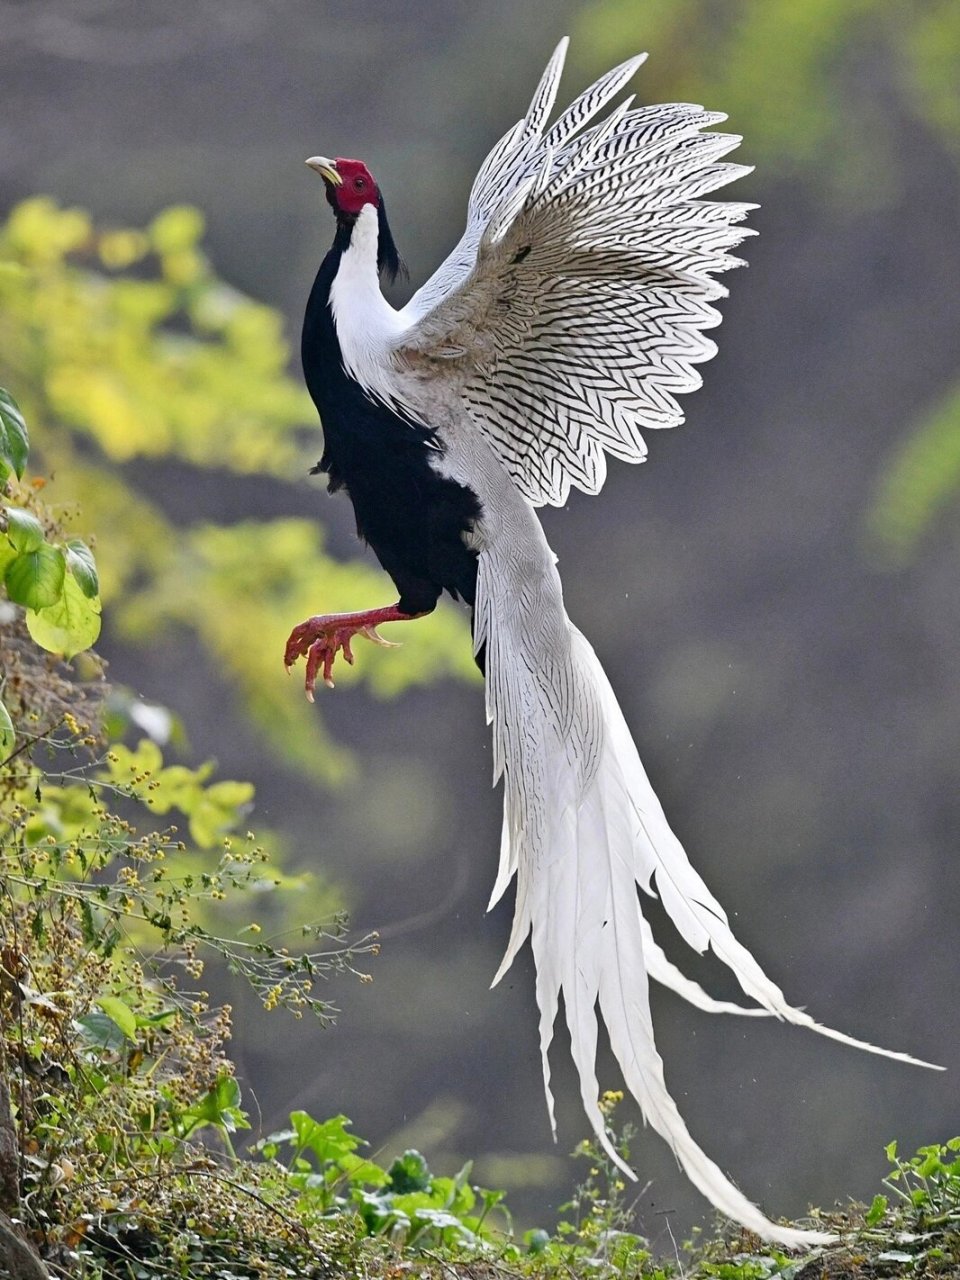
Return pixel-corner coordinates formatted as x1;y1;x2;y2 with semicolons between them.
363;625;400;649
284;604;416;698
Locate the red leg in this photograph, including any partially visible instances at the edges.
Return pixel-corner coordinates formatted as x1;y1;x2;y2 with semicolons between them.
284;603;426;700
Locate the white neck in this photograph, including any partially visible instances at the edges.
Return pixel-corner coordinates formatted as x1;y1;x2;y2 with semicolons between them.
329;204;406;405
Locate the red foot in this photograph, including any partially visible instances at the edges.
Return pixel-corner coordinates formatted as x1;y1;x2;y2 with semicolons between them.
284;603;423;700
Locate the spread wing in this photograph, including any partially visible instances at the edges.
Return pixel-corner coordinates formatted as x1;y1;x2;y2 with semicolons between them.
395;38;755;507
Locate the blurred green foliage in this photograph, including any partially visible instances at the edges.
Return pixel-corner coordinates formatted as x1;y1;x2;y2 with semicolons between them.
865;384;960;564
0;198;477;783
575;0;960;197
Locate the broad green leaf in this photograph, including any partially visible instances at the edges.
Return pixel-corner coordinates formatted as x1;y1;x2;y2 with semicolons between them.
96;995;138;1041
143;764;203;814
75;1012;127;1052
431;1173;475;1216
26;569;100;657
405;1205;469;1233
0;698;14;756
65;538;99;597
204;779;256;809
182;1071;250;1134
187;778;255;847
100;738;164;782
5;544;66;609
4;506;44;553
0;539;16;577
338;1152;390;1186
864;1193;887;1226
388;1150;432;1194
290;1111;359;1164
0;388;29;480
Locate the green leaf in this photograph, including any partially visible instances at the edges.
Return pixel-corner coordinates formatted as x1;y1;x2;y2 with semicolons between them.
525;1228;550;1255
4;506;44;553
78;897;97;945
407;1205;471;1234
65;538;99;597
5;544;66;609
134;1008;177;1028
182;1071;250;1135
96;995;138;1042
0;388;29;481
290;1111;359;1165
865;1193;887;1226
0;538;16;578
75;1012;128;1052
186;777;254;847
26;570;101;657
0;701;13;757
258;1127;296;1150
339;1153;390;1186
0;698;14;757
388;1150;432;1194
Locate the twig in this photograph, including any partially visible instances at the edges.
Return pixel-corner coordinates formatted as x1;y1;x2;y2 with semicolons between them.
0;721;64;770
658;1209;685;1280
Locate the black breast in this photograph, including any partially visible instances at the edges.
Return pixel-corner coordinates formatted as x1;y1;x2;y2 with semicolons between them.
301;246;482;617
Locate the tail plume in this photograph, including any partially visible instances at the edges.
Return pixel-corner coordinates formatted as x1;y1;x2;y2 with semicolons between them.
473;538;940;1249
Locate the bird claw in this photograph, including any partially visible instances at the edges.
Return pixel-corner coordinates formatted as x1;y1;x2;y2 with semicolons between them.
284;613;401;700
360;625;401;649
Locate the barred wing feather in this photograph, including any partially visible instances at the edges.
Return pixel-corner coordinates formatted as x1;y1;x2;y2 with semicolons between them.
397;39;755;506
402;39;645;325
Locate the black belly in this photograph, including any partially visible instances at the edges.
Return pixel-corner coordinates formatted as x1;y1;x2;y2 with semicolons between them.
311;392;482;616
301;248;482;618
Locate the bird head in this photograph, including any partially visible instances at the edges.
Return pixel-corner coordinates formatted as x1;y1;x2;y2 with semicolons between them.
306;154;405;284
306;156;379;217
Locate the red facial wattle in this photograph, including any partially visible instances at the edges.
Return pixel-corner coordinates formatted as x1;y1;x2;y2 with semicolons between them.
332;158;379;214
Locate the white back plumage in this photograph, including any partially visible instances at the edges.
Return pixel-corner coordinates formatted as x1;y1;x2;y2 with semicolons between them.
328;41;942;1247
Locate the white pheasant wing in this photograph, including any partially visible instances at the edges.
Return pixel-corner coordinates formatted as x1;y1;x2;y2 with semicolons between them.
396;40;756;507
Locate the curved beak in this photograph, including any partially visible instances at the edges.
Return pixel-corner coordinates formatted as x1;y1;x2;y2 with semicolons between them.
305;155;342;186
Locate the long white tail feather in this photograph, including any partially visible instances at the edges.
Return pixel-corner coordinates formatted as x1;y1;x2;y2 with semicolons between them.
472;526;940;1248
636;911;772;1017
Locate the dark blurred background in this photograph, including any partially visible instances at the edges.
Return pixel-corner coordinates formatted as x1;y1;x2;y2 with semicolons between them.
2;0;958;1247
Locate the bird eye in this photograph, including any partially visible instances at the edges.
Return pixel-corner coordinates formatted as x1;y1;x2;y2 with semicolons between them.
353;177;366;191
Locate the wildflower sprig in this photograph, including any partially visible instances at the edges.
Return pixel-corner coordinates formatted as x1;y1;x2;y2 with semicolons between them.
2;739;375;1023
